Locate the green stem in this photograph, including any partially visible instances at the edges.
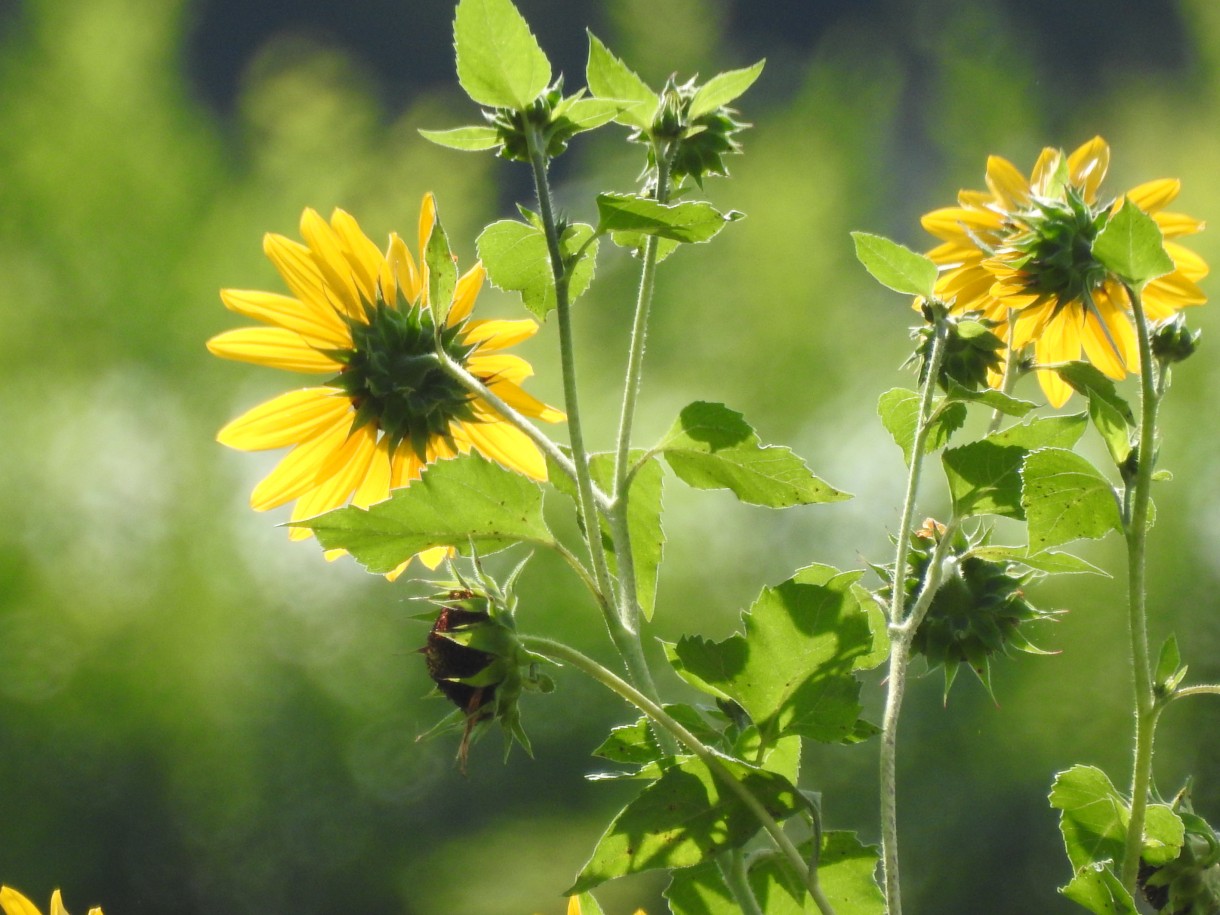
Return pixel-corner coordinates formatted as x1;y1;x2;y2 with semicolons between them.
986;310;1020;435
718;851;765;915
523;126;617;608
1119;282;1161;892
1171;684;1220;701
524;636;833;914
880;312;951;915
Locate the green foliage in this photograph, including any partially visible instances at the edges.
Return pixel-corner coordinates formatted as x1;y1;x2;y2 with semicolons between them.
1022;449;1123;549
424;220;456;327
1093;199;1175;287
750;834;887;914
850;232;938;299
585;31;657;130
453;0;552;110
659;402;849;507
665;565;880;751
476;219;598;319
417;125;502;151
569;755;802;893
1061;863;1139;915
944;383;1037;417
687;62;767;120
294;453;552;573
1056;362;1136;466
877;388;966;465
596;193;742;245
968;545;1107;576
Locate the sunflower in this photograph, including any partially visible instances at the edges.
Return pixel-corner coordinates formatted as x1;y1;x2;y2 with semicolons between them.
921;136;1207;406
209;195;563;573
0;886;102;915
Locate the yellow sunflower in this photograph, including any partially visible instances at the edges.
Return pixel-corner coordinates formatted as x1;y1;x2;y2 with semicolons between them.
0;886;101;915
209;195;563;572
921;136;1207;406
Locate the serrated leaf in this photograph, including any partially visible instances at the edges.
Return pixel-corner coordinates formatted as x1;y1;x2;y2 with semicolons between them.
968;546;1109;576
417;125;502;151
687;60;766;119
593;718;663;767
944;382;1037;417
989;413;1088;450
1056;362;1135;465
659;402;849;507
425;221;456;327
1060;863;1139;915
1022;449;1122;549
665;862;738;915
548;451;664;620
294;453;551;573
596;193;740;244
667;565;876;748
1093;198;1175;286
585;31;656;130
877;388;966;465
750;833;886;915
476;220;597;319
569;756;801;893
851;232;938;299
453;0;551;109
561;97;625;132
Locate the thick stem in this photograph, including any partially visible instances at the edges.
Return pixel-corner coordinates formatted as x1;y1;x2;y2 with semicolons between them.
523;126;617;612
879;314;950;915
1120;283;1163;891
524;637;834;914
718;851;765;915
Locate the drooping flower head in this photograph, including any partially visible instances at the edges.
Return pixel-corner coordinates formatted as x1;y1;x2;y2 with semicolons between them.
921;137;1207;406
0;886;102;915
209;196;563;573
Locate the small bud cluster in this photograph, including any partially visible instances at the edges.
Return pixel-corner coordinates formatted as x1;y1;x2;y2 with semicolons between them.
1152;314;1203;365
912;312;1006;392
1140;787;1220;915
642;76;750;187
486;78;585;161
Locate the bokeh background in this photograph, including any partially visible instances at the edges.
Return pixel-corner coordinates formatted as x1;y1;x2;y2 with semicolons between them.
1;0;1218;912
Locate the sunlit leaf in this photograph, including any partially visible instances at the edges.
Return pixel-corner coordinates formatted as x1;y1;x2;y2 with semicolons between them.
1060;863;1138;915
665;861;738;915
417;125;502;151
295;453;551;572
597;193;741;244
585;31;656;129
476;220;597;319
750;833;886;915
687;60;766;119
851;232;938;299
453;0;551;109
943;383;1037;417
425;220;456;327
1093;198;1175;286
1022;449;1122;549
878;388;966;465
659;402;849;507
967;545;1108;576
569;756;801;893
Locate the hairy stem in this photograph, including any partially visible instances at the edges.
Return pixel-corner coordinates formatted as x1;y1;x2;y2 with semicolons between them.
1172;684;1220;701
880;313;950;915
718;851;765;915
524;637;834;914
1120;283;1162;891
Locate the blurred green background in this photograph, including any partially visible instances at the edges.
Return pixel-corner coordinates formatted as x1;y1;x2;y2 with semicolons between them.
1;0;1217;912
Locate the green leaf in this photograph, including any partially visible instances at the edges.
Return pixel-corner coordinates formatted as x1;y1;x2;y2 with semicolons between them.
549;451;665;620
659;402;849;507
941;415;1088;521
585;31;656;129
850;232;938;299
1093;197;1175;286
1056;362;1135;466
596;193;741;245
1022;449;1122;549
667;565;877;748
967;545;1109;577
476;220;597;319
592;717;663;768
425;220;456;327
944;382;1037;418
1154;634;1182;688
569;756;801;893
417;125;502;151
687;60;766;119
1060;863;1138;915
453;0;551;109
750;833;886;915
293;453;551;573
665;861;738;915
560;97;625;133
877;388;966;465
571;893;605;915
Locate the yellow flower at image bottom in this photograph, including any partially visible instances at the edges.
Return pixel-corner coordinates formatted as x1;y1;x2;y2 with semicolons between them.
0;887;101;915
208;194;563;577
921;136;1207;406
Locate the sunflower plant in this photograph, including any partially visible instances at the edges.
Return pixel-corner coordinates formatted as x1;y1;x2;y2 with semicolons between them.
176;1;1220;914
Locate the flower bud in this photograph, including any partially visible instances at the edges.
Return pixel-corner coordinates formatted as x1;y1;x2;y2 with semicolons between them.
640;76;751;187
1151;314;1202;365
1139;786;1220;914
912;313;1006;392
485;78;582;161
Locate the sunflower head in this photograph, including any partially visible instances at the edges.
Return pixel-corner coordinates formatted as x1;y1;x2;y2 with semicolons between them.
420;562;552;770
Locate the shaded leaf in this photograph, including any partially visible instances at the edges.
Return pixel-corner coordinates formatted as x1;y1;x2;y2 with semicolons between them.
664;861;738;915
750;833;886;915
878;388;966;465
569;756;801;893
660;402;849;507
1022;449;1122;549
295;453;550;573
851;232;938;299
1056;362;1135;466
454;0;551;109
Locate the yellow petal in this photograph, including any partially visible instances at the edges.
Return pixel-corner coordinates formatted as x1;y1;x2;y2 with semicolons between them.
329;208;386;305
483;380;565;423
1029;147;1063;195
1164;242;1209;281
1124;178;1180;215
463;419;547;480
462;318;539;350
1155;211;1205;239
1080;292;1135;380
352;439;393;508
50;891;65;915
1145;271;1207;308
920;206;1003;243
218;388;351;451
417;545;452;570
388;233;422;304
389;445;424;489
0;886;44;915
468;353;534;384
447;262;486;325
286;426;377;538
249;417;351;511
299;208;362;317
1067;136;1109;202
1034;307;1084;407
219;289;349;347
985;154;1030;209
263;233;328;312
418;193;437;268
206;328;343;373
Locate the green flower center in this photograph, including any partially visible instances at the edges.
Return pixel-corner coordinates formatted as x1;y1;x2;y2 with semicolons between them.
329;295;479;460
1003;187;1110;307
